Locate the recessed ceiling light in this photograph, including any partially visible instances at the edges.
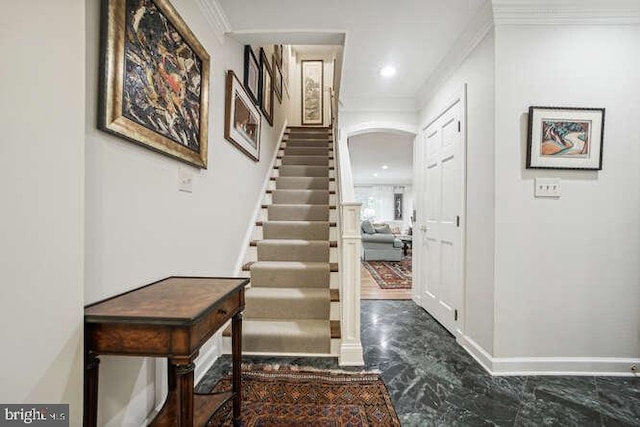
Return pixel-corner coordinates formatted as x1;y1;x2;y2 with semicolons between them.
379;66;396;78
373;173;379;177
381;165;389;170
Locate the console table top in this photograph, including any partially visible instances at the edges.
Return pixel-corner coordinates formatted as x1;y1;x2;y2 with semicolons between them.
85;276;248;324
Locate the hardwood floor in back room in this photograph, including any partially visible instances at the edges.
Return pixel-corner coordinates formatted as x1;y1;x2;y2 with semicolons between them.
199;301;640;426
360;263;412;300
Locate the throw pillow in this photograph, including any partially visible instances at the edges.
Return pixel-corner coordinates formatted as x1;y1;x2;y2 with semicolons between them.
361;220;375;234
374;224;392;234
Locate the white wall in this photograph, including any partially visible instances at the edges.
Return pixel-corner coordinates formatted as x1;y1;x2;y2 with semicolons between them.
84;0;290;424
0;1;85;425
417;30;496;354
494;25;640;363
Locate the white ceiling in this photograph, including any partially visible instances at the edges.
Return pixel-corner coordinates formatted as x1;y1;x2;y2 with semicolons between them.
349;132;414;185
217;0;486;102
217;0;486;183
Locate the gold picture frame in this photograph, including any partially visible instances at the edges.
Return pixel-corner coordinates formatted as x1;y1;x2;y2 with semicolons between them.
99;0;210;168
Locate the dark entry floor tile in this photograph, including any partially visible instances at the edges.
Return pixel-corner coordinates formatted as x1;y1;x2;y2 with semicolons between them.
199;300;639;426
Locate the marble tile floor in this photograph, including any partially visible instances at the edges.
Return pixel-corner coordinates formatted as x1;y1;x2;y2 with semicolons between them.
198;300;640;426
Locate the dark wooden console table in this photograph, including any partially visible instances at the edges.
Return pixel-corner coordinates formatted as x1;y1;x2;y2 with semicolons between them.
84;276;247;426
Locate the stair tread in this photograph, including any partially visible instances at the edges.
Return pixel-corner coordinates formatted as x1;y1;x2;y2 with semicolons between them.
274;166;335;170
267;192;335;196
270;177;335;181
263;204;336;209
243;261;338;272
251;239;337;246
252;239;336;245
222;319;340;339
246;287;330;298
257;221;337;227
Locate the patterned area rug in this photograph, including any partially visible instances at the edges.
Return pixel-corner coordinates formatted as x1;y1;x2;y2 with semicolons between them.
361;252;412;290
207;365;400;426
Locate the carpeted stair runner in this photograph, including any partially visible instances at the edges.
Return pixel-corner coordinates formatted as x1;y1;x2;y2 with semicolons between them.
241;127;337;354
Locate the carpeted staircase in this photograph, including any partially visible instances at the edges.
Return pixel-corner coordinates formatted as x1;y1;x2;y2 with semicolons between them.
232;127;340;355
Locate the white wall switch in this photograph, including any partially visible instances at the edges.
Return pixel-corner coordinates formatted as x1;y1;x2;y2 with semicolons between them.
534;178;560;198
179;167;193;193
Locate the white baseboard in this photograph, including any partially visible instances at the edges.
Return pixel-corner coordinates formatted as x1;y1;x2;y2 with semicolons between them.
411;294;422;305
195;333;223;384
491;356;640;376
459;335;640;377
339;342;365;366
458;335;494;374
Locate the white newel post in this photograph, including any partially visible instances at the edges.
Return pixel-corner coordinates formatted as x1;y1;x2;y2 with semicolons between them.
339;202;364;365
333;121;364;366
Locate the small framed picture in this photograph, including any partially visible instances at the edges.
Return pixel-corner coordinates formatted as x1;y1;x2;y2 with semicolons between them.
259;48;274;126
394;193;403;220
224;70;261;161
273;44;283;69
243;45;261;105
526;106;605;170
273;54;282;103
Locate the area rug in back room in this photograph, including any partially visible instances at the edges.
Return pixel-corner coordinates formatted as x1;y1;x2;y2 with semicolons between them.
206;365;400;426
361;252;411;290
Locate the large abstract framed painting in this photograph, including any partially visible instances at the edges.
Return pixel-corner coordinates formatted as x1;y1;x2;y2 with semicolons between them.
224;70;261;161
301;60;323;126
99;0;210;168
527;106;605;170
243;45;260;105
259;48;274;127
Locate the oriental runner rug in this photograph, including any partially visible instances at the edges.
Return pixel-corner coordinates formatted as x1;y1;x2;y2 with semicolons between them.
207;365;400;426
361;251;412;290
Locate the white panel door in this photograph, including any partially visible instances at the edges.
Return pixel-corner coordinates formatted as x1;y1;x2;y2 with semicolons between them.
419;99;464;337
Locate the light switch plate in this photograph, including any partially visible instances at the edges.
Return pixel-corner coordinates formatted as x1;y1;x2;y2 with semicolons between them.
179;167;193;193
534;178;560;198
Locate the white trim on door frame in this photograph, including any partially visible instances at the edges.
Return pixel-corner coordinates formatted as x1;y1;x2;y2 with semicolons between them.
414;85;467;339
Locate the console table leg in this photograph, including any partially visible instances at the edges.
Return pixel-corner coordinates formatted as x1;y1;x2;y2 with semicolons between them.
83;353;100;427
173;361;195;426
232;312;243;425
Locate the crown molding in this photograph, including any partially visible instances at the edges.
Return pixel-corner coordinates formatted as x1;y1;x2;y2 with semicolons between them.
492;0;640;25
194;0;232;44
417;0;494;108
